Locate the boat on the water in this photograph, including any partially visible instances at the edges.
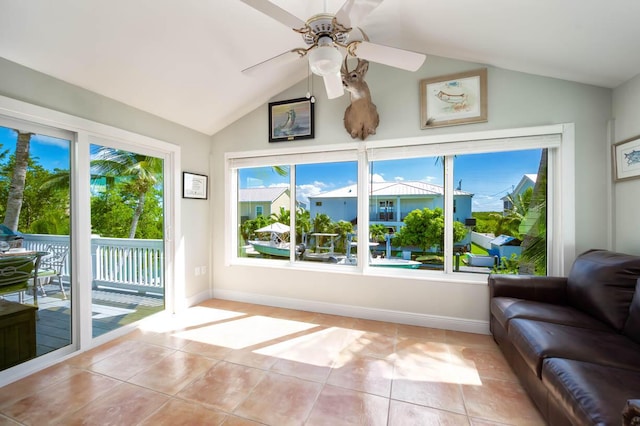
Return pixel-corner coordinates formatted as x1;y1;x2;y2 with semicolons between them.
370;256;421;269
338;238;422;269
249;239;290;257
249;222;291;258
337;254;421;269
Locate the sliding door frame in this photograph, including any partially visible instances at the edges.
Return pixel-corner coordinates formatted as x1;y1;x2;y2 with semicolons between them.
0;95;181;385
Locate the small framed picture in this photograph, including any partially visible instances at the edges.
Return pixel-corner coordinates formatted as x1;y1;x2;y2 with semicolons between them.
420;68;488;128
268;97;314;142
612;135;640;182
182;172;208;199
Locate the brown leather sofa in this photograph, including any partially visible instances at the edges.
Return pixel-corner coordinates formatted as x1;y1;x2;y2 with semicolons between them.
489;249;640;425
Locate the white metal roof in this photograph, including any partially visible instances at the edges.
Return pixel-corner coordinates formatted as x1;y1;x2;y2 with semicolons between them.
239;187;288;203
310;181;472;199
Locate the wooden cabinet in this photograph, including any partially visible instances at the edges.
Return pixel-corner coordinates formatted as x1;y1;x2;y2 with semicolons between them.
0;299;37;371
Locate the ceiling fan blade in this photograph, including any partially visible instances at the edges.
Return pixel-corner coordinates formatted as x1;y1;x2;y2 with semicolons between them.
335;0;384;28
239;0;306;30
242;50;302;75
348;41;426;71
323;72;345;99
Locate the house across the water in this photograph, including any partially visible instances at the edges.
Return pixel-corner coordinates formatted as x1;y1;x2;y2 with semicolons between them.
309;180;474;232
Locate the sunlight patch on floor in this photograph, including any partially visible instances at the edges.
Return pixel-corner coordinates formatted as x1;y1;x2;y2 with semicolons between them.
173;315;319;350
139;306;246;333
255;327;361;367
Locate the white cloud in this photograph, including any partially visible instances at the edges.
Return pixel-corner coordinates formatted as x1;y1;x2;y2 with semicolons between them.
246;177;264;188
371;173;385;182
394;176;405;181
296;182;327;206
32;134;70;148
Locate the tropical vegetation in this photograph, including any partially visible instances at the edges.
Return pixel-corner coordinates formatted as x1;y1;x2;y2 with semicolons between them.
0;130;164;239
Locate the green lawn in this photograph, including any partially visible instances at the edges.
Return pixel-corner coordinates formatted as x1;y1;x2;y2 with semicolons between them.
471;243;488;255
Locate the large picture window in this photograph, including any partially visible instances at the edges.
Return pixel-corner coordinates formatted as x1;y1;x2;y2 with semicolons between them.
229;127;568;278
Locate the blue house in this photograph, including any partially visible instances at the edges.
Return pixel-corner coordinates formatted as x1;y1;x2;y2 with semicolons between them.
308;180;474;233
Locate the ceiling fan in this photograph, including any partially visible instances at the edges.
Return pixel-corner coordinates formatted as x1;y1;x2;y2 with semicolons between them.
240;0;426;99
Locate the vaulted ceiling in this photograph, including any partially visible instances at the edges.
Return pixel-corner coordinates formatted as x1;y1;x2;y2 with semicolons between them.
1;0;639;135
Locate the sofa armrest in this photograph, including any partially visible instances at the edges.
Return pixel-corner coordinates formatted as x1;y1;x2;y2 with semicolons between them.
489;274;568;305
623;399;640;426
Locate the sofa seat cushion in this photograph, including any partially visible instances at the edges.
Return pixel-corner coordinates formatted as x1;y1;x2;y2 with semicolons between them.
542;358;640;426
508;318;640;377
491;297;611;332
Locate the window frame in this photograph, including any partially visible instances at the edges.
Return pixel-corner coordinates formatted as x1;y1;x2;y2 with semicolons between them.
226;124;575;280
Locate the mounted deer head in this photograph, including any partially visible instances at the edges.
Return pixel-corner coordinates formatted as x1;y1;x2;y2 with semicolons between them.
341;57;379;140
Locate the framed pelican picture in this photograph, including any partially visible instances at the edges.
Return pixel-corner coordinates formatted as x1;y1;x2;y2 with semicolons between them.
268;97;314;142
420;68;488;129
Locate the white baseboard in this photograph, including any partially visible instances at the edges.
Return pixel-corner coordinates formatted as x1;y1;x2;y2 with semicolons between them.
183;288;214;311
212;289;490;335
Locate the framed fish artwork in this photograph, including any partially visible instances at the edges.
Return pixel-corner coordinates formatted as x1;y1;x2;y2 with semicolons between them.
613;135;640;182
268;97;314;142
420;68;487;129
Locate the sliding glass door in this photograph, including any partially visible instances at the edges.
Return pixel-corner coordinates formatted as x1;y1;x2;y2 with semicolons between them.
0;119;73;371
89;143;165;338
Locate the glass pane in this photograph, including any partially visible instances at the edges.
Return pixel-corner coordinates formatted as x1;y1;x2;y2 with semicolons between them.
369;157;444;270
237;165;291;260
90;144;165;338
296;161;357;265
0;125;72;371
453;149;547;275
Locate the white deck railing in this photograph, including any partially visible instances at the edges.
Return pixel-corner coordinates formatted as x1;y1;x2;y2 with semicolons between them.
22;234;164;294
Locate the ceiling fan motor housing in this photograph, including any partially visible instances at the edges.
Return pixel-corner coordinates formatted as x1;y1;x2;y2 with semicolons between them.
301;14;350;46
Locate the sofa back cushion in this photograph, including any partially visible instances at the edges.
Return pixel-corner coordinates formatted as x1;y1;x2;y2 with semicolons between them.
567;249;640;331
623;279;640;343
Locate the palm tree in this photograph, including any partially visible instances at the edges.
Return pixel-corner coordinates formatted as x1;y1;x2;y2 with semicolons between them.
312;213;332;233
490;188;533;238
270;206;289;224
295;208;311;244
91;147;163;239
520;149;548;275
3;131;31;231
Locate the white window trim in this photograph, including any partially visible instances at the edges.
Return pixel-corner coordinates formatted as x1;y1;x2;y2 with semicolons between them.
226;123;575;280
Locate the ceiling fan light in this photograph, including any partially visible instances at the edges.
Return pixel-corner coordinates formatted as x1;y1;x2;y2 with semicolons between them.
309;45;343;76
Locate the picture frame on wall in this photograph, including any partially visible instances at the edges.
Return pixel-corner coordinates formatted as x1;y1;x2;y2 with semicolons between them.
612;135;640;182
268;97;314;142
182;172;208;199
420;68;488;129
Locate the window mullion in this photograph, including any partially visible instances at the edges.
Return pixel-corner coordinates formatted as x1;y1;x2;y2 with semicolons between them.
358;146;370;270
443;156;455;273
290;165;296;263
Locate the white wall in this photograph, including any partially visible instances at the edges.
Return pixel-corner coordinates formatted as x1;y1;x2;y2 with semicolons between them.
612;73;640;255
211;55;613;330
0;57;212;303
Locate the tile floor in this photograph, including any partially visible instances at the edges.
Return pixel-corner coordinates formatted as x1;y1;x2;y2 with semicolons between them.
0;299;545;425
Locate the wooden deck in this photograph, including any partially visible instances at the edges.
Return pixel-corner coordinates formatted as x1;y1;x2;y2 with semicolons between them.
2;280;164;357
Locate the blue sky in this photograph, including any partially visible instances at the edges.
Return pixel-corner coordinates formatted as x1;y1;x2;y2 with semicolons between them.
240;149;543;212
0;127;70;171
1;125;542;212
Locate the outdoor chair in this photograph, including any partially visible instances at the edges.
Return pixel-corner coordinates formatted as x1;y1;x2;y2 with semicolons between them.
0;253;39;305
36;246;68;299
